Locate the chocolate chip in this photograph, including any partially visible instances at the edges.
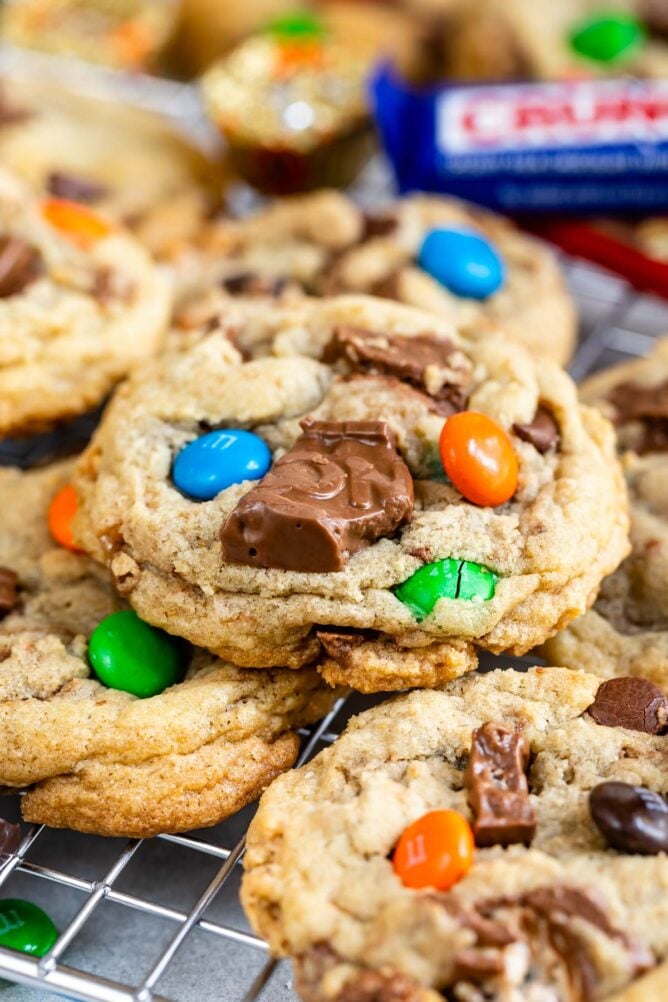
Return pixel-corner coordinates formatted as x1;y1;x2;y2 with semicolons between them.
513;407;560;454
590;782;668;855
0;819;20;858
0;567;17;616
221;273;291;297
221;419;414;573
92;267;136;306
464;722;536;847
607;378;668;454
46;172;108;204
324;326;471;414
639;0;668;37
0;236;43;298
361;212;399;240
586;676;668;734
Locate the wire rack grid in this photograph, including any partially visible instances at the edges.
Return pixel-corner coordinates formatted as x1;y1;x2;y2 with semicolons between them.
0;256;667;1002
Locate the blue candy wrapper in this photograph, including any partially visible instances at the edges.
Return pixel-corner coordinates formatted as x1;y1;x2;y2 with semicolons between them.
371;64;668;214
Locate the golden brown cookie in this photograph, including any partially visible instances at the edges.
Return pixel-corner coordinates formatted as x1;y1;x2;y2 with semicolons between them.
178;190;576;364
74;294;627;691
243;666;668;1002
543;338;668;688
0;168;170;436
0;461;339;837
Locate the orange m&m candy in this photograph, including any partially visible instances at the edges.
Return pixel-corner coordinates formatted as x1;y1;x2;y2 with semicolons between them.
439;411;518;507
41;199;112;247
393;810;474;890
47;485;82;553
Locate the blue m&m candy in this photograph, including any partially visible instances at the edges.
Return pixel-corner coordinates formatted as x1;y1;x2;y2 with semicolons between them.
172;429;271;501
418;228;505;300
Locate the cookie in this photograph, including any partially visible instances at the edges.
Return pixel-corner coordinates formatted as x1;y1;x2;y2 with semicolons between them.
73;294;628;692
0;78;221;260
1;0;180;72
543;338;668;688
427;0;668;82
0;168;170;437
179;190;576;364
0;461;338;837
242;665;668;1002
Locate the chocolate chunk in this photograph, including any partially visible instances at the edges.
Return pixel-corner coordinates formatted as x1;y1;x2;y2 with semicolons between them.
324;326;471;415
221;420;414;573
317;628;367;660
0;236;43;298
368;270;403;302
590;782;668;855
586;676;668;734
46;172;108;204
0;819;20;858
362;212;399;240
517;887;651;999
607;378;668;454
464;722;536;847
513;407;560;453
640;0;668;38
0;90;32;128
479;886;651;1000
0;567;17;616
221;273;291;297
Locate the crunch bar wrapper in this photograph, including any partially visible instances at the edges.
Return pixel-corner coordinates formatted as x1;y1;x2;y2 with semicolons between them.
371;64;668;214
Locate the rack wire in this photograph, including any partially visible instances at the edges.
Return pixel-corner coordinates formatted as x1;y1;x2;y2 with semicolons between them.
1;255;667;1002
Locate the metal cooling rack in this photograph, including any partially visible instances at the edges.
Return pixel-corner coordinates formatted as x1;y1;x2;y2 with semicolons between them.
1;255;667;1002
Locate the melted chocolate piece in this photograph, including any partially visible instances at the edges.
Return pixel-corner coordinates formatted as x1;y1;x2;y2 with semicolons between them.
587;676;668;734
324;326;471;415
0;819;20;857
46;172;108;204
221;420;414;573
640;0;668;38
464;722;536;847
221;273;292;297
0;567;17;615
590;782;668;855
607;378;668;454
361;212;399;240
513;407;560;454
317;628;367;661
479;886;651;1000
0;236;43;298
296;947;423;1002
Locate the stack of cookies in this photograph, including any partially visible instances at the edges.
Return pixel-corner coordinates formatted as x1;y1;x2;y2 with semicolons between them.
1;125;667;1000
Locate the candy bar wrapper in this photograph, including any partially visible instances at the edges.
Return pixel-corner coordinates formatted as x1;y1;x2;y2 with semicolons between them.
371;64;668;215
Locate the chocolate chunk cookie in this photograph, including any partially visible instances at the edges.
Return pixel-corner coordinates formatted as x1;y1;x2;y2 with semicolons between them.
177;189;576;364
424;0;668;83
0;461;339;837
242;666;668;1002
73;294;628;691
0;168;170;436
544;338;668;688
0;78;220;260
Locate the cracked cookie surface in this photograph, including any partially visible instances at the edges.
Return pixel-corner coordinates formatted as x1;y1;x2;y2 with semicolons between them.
544;338;668;688
176;189;576;364
73;294;627;691
242;666;668;1002
0;461;338;837
0;168;170;436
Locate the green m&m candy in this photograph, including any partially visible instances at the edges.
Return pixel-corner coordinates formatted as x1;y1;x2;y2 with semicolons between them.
0;900;58;957
88;610;185;699
569;12;645;63
394;558;498;620
267;10;326;42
